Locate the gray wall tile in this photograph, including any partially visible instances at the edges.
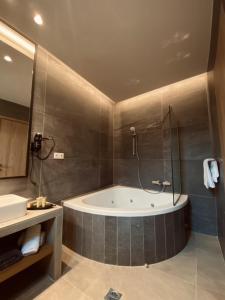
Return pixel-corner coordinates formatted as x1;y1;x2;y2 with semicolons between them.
155;215;166;262
189;195;217;236
165;212;175;258
105;216;117;264
82;213;93;259
174;208;186;253
144;216;156;264
92;215;105;262
117;217;131;266
131;217;144;266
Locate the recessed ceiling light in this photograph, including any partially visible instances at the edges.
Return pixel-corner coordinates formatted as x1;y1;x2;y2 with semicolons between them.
4;55;13;62
33;14;43;26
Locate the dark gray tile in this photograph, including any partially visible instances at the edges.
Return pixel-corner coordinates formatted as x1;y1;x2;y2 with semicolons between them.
162;128;171;161
115;93;162;132
45;56;101;128
179;124;212;160
162;85;209;127
165;212;175;258
36;47;48;74
144;216;156;264
139;159;164;191
99;132;113;160
117;217;131;266
43;112;100;159
32;48;48;114
181;160;215;198
114;158;139;187
63;206;75;250
99;159;113;187
155;215;166;262
131;217;144;265
40;158;100;203
105;216;117;264
73;210;83;255
171;159;181;195
189;195;217;235
114;158;165;190
99;99;113;135
92;215;105;262
139;128;163;159
113;133;135;160
82;213;93;259
174;208;186;253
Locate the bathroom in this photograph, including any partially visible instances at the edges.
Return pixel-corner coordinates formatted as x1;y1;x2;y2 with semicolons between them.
0;0;224;299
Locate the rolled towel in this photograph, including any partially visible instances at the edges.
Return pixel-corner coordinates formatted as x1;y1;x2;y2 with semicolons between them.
210;160;219;183
21;224;41;256
203;159;215;189
0;249;23;270
39;231;46;247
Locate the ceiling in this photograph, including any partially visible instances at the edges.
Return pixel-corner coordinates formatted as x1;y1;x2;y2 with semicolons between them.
0;41;34;107
0;0;213;101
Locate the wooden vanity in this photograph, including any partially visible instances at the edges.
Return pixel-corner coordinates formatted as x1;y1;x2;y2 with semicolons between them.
0;206;63;283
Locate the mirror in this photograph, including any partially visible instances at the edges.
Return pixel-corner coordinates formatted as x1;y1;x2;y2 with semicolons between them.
0;21;35;178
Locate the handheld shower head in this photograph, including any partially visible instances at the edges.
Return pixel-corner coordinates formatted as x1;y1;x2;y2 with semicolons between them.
130;127;136;136
130;127;137;156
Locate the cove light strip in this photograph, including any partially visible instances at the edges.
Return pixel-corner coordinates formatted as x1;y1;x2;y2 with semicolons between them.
0;20;35;59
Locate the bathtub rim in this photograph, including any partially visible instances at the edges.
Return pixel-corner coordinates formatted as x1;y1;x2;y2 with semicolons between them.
63;185;188;217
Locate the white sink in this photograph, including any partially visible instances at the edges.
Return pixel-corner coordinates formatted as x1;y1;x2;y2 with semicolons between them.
0;194;28;223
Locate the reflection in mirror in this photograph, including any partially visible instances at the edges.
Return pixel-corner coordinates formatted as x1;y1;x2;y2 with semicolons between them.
0;21;35;178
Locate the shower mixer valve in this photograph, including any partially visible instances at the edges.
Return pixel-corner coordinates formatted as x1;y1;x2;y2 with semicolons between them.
162;181;171;186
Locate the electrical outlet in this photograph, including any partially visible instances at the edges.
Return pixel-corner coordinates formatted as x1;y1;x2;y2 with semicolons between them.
53;152;64;159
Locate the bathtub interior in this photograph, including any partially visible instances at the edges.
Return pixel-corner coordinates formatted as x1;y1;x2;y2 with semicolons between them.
80;186;180;209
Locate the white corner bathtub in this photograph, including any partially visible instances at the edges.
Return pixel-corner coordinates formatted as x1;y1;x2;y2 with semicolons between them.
63;185;188;266
63;185;188;217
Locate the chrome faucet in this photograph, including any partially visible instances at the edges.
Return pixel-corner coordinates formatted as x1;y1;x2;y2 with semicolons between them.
152;180;171;186
152;180;162;186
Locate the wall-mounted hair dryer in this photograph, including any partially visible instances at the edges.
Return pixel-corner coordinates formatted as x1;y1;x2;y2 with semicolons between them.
31;133;55;160
31;133;43;153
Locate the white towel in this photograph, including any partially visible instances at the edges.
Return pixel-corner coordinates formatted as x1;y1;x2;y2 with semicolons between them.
21;224;41;256
210;160;219;183
203;159;219;189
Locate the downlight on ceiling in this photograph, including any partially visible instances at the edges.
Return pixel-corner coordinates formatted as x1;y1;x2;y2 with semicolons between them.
33;14;43;26
4;55;12;62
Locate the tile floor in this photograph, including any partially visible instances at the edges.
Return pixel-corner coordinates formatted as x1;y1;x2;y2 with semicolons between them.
2;233;225;300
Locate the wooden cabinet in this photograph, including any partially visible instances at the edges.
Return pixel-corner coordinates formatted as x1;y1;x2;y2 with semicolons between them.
0;116;28;178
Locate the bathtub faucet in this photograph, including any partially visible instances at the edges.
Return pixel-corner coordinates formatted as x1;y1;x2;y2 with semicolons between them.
152;180;162;186
152;180;171;186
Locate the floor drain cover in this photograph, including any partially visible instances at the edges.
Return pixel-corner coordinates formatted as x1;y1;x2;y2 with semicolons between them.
104;288;122;300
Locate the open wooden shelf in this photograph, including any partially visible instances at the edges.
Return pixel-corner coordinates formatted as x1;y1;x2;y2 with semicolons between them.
0;244;53;283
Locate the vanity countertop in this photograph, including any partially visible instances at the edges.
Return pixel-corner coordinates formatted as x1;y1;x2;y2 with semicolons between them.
0;205;62;238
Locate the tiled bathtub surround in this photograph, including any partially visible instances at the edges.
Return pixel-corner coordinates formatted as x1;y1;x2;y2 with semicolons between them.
63;206;187;266
0;47;114;202
114;74;217;235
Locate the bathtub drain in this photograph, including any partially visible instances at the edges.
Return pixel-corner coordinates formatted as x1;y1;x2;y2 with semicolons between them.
105;288;122;300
